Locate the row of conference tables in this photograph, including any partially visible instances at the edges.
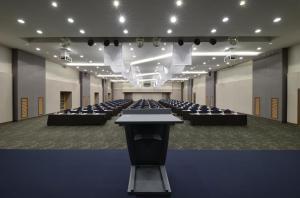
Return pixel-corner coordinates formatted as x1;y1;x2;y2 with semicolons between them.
47;99;133;126
159;99;247;126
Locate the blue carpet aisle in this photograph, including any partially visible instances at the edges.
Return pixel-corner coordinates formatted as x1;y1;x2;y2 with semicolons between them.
1;150;300;198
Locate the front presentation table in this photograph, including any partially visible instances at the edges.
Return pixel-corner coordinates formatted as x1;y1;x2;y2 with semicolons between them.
115;109;183;195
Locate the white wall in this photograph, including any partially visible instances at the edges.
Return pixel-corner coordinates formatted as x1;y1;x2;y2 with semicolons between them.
0;45;12;123
170;82;182;100
193;76;206;104
112;82;124;100
287;44;300;124
112;81;181;101
216;61;253;114
90;75;103;104
45;61;80;113
183;81;189;101
132;93;164;101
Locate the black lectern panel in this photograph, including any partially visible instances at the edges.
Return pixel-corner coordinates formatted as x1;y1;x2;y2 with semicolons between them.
116;103;182;195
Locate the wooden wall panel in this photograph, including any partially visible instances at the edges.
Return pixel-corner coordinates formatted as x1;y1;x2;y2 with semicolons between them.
38;97;44;116
254;97;261;116
21;97;28;119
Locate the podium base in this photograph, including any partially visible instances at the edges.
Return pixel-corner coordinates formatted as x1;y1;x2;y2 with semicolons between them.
127;165;171;196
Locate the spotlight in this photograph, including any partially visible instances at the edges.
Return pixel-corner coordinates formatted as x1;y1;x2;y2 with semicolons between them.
136;38;144;48
209;38;217;45
153;37;161;47
194;38;201;45
104;40;110;47
113;40;119;47
178;39;184;46
88;39;95;46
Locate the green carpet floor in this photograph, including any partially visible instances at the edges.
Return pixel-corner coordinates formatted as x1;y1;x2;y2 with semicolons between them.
0;116;299;149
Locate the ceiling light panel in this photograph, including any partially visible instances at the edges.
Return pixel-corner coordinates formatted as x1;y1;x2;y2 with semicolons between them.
67;17;74;23
113;0;120;8
51;1;58;7
119;15;126;23
170;16;177;23
17;18;25;24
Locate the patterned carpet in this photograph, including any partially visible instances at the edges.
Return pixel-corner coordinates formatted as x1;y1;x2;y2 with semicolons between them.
0;115;300;150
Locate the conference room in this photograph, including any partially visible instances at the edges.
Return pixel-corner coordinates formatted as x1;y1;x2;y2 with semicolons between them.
0;0;300;197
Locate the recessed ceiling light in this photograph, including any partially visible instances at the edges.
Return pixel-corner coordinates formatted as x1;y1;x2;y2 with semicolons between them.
51;1;58;7
113;0;120;8
208;67;212;70
67;17;74;23
130;47;134;51
216;64;220;67
226;62;230;65
255;29;262;34
157;62;161;65
273;17;282;23
225;47;230;51
193;47;197;51
80;55;84;58
203;62;206;65
129;43;132;46
239;57;244;60
84;69;88;72
176;0;183;6
36;29;43;34
96;66;99;69
89;60;93;63
161;47;166;51
170;16;177;24
123;29;128;34
98;48;102;51
67;47;72;51
222;17;229;23
79;29;85;34
167;29;173;34
269;42;273;45
212;57;216;60
211;28;217;34
257;47;262;51
76;66;79;69
53;55;58;58
119;15;126;23
36;48;41;51
17;18;25;24
164;42;167;46
240;0;246;6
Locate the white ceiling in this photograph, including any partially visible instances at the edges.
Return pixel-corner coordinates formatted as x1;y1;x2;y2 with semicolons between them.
0;0;300;80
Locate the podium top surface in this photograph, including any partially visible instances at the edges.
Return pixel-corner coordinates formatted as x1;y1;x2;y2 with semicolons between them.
115;114;183;125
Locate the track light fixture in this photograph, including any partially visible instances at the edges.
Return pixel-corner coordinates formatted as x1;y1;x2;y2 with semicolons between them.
178;39;184;46
209;38;217;45
87;39;95;46
194;38;201;45
113;40;119;47
104;40;110;47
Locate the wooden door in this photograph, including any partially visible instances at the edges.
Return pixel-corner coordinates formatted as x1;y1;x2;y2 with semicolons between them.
298;89;300;125
60;93;65;111
21;97;29;119
94;92;99;104
38;97;44;116
254;97;261;116
271;98;279;120
193;93;196;103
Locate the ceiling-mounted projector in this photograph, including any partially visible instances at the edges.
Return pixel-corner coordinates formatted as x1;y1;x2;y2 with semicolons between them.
60;48;72;63
224;54;237;63
60;38;72;63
